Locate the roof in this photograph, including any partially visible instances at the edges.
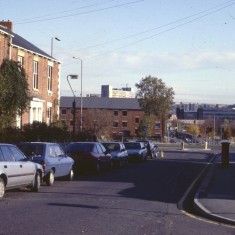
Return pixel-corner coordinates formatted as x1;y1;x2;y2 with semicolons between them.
60;96;142;110
0;25;56;61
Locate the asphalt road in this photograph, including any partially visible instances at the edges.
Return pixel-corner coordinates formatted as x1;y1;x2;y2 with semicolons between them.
0;151;234;235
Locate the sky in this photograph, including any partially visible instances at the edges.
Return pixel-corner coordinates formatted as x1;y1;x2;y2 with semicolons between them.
1;0;235;104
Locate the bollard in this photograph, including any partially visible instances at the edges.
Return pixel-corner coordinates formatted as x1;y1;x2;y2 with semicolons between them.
221;140;230;168
159;150;164;158
205;141;208;150
181;141;184;150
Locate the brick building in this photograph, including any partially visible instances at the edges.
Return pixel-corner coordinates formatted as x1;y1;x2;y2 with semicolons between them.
60;96;161;139
0;21;61;127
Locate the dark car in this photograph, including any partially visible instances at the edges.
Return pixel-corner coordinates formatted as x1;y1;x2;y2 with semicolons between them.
123;142;147;162
17;142;74;186
136;140;159;159
102;142;128;168
65;142;113;174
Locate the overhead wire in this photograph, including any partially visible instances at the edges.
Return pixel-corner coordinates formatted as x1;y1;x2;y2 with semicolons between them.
15;0;120;23
77;0;235;51
84;1;235;60
15;0;145;24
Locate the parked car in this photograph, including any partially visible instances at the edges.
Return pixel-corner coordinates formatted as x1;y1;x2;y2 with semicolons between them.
65;142;113;174
136;140;159;159
102;142;128;167
123;142;147;162
0;143;43;199
17;142;74;186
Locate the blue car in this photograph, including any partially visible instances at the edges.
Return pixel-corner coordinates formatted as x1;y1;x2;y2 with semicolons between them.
17;142;74;186
123;142;148;162
102;142;128;167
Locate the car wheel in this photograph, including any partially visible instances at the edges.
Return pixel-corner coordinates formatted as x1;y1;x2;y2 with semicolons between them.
31;171;41;192
46;170;55;186
67;168;74;181
0;178;5;199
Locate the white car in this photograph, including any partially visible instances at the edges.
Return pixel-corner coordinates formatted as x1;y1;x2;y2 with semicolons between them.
0;143;43;199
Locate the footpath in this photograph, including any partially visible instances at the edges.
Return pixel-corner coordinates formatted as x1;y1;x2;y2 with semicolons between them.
194;152;235;225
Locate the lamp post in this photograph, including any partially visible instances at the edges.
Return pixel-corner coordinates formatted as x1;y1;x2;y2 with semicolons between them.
67;74;78;137
51;37;60;57
73;56;83;132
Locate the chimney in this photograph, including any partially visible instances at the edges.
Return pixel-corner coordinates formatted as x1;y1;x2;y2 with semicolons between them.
0;20;13;31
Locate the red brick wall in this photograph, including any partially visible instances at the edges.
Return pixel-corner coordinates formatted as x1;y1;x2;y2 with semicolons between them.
11;46;60;125
0;33;10;63
60;107;161;139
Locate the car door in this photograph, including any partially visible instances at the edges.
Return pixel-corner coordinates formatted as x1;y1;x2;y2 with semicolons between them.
9;145;35;185
46;144;62;177
98;143;111;168
53;144;71;177
0;145;26;187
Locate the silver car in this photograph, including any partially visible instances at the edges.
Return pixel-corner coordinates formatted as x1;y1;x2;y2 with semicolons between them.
0;143;43;199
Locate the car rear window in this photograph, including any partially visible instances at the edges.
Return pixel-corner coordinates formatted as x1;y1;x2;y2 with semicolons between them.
66;143;94;153
102;143;120;151
124;142;140;150
17;144;44;157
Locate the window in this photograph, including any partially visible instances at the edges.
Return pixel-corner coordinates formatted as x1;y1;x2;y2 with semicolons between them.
18;56;24;67
33;61;38;89
113;121;118;128
48;66;52;92
47;107;51;124
0;146;15;161
135;117;139;124
53;145;64;157
9;146;25;161
113;110;118;116
122;110;127;116
61;109;66;115
155;123;161;129
122;121;128;128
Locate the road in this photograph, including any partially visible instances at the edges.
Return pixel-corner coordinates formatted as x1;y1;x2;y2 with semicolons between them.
0;151;234;235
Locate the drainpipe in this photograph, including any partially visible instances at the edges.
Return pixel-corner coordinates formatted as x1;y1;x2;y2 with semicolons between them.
9;35;12;60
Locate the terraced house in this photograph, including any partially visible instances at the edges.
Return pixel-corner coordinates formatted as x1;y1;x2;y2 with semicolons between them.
0;20;61;127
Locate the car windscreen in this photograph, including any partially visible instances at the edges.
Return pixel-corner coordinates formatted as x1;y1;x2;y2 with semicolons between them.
17;144;44;158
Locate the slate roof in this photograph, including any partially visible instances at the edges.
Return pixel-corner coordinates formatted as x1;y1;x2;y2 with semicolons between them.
60;96;142;110
0;25;53;60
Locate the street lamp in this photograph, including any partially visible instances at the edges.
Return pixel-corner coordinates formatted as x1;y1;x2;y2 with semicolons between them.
67;74;78;137
51;37;60;57
73;56;83;132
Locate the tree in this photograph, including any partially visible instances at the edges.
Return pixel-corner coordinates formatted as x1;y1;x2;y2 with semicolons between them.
0;59;30;129
84;109;112;141
136;76;175;139
187;124;200;137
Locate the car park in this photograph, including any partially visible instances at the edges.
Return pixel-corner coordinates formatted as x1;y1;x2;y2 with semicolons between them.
65;142;113;174
0;143;43;199
123;142;148;162
102;142;128;167
136;140;159;159
17;142;74;186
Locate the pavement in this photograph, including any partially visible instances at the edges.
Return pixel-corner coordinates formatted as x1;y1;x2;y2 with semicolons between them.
194;152;235;225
